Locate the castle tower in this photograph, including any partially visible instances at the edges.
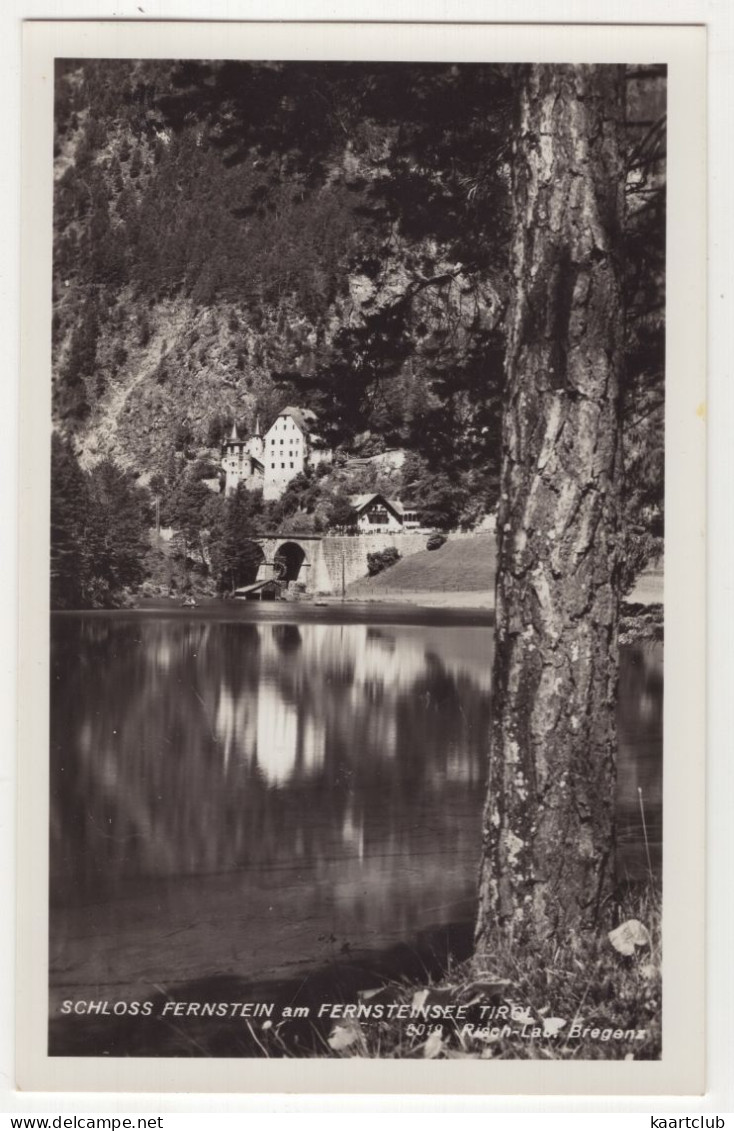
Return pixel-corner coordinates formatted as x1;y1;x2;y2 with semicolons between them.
221;420;265;496
246;415;265;461
222;423;244;495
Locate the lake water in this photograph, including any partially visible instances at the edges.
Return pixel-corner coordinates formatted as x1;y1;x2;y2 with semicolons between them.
49;605;662;1036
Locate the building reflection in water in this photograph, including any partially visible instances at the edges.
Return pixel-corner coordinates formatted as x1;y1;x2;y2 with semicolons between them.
49;615;661;1000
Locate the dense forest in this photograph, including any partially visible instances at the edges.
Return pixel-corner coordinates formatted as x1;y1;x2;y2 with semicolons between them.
51;60;665;607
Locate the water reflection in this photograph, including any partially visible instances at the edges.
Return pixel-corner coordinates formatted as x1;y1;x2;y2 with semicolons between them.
617;640;664;878
49;615;661;1003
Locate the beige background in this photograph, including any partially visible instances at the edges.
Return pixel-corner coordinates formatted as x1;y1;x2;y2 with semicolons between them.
15;19;706;1099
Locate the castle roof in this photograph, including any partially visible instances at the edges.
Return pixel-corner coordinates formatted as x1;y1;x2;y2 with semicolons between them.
225;423;240;445
277;406;317;434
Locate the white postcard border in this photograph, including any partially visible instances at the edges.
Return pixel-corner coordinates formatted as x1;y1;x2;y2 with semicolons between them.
16;19;706;1096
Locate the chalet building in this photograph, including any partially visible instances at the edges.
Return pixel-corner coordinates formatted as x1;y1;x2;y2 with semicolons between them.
221;407;332;500
401;505;421;530
350;493;412;532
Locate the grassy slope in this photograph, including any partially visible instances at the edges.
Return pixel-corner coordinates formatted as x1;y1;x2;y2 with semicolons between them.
347;535;663;607
347;534;497;597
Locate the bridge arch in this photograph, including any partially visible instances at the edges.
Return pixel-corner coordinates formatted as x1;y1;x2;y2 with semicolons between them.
273;540;309;584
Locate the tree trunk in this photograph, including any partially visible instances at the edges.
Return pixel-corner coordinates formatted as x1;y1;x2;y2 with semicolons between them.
475;64;626;954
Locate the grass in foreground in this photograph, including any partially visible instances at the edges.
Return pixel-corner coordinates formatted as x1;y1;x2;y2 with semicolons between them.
276;882;662;1061
141;882;660;1060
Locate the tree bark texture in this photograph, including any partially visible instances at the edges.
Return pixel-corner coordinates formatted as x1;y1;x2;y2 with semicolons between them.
475;65;626;953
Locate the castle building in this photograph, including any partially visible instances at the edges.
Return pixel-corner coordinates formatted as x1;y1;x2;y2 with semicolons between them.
221;418;265;495
262;406;331;501
221;407;332;500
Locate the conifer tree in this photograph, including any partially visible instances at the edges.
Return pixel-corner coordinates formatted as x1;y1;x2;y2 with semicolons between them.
50;433;89;609
476;64;626;951
216;485;264;593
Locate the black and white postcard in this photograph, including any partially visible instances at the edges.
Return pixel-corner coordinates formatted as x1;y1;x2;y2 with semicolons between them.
16;21;706;1094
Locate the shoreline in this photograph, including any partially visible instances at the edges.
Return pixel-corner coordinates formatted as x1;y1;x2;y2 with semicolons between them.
340;589;494;610
53;568;663;616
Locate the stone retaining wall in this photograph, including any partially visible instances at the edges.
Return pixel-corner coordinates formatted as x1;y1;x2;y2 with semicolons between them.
310;533;430;593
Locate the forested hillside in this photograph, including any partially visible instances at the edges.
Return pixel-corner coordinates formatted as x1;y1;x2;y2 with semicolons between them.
52;60;665;598
53;61;509;515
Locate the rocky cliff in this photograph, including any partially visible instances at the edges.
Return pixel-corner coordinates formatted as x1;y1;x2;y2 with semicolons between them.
52;59;506;496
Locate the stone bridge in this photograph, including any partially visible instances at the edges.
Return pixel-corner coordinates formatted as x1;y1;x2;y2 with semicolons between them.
251;534;323;590
244;531;431;595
